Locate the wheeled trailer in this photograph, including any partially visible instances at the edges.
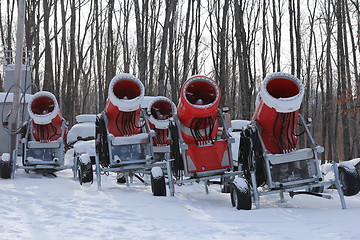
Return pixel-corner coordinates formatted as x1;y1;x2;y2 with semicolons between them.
81;73;174;196
17;91;70;176
169;75;242;198
231;72;352;210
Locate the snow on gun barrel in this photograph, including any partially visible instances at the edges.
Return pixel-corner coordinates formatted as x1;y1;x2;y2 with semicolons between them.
105;73;145;137
177;75;231;175
96;73;148;167
18;91;68;176
252;72;304;154
28;91;65;142
146;96;176;146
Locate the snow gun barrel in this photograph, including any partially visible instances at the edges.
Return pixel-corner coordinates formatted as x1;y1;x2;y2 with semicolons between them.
105;73;145;137
252;72;304;154
28;91;61;125
147;96;176;146
177;75;221;145
28;91;64;141
147;96;176;129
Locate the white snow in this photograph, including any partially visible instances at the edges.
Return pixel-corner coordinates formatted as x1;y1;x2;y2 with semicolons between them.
73;140;95;156
28;91;60;125
79;153;91;164
1;166;360;240
27;157;43;162
349;158;360;167
233;176;248;192
229;119;251;132
112;133;149;145
108;73;145;112
339;161;357;171
67;122;95;144
1;153;10;162
114;155;121;162
1;113;360;239
229;120;251;161
151;166;163;178
75;114;96;123
260;72;304;113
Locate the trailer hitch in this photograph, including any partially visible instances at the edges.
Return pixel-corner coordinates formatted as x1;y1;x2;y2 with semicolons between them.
289;191;332;199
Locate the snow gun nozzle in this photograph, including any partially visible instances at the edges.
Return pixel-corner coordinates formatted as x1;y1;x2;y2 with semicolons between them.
28;91;61;125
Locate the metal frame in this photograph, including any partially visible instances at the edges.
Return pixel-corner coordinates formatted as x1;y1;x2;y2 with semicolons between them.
170;109;242;194
249;114;346;209
94;109;174;195
16;118;70;173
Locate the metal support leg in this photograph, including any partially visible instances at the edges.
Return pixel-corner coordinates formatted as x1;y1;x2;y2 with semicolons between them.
95;155;101;189
73;156;78;180
166;160;175;196
204;180;209;194
251;171;260;209
279;191;285;203
12;149;17;179
332;161;346;209
126;174;131;187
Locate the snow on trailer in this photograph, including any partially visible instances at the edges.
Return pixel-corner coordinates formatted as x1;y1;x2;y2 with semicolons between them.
169;75;241;197
82;73;174;196
66;114;96;183
232;72;359;210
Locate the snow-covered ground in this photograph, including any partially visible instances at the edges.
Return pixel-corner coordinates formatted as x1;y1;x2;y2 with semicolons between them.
1;164;360;240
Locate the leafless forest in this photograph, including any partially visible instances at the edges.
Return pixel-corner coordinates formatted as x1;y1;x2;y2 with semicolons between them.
0;0;359;162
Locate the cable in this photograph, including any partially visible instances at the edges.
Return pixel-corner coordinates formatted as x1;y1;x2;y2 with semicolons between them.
115;110;146;136
189;116;215;146
169;120;183;178
273;113;282;153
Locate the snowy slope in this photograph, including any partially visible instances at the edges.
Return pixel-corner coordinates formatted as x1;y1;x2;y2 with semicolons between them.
1;166;360;240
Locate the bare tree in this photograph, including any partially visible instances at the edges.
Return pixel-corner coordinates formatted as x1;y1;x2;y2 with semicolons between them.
158;0;176;95
133;0;148;85
42;0;54;92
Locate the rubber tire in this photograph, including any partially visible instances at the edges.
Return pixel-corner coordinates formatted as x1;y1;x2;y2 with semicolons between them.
151;172;166;196
230;182;252;210
0;160;12;179
338;165;360;196
239;129;266;187
355;162;360;179
78;160;93;185
96;113;109;166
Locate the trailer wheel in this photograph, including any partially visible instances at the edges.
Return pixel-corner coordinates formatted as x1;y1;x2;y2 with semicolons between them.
355;161;360;179
0;160;12;179
169;121;183;177
96;113;109;167
338;165;360;196
78;160;93;185
230;181;252;210
151;167;166;196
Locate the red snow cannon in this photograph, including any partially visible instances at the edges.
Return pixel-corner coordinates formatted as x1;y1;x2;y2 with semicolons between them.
28;91;64;142
147;96;176;146
252;72;304;154
177;75;231;175
105;73;145;137
177;75;221;145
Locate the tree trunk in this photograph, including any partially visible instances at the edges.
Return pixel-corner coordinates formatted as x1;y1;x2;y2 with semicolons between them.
133;0;147;84
42;0;54;92
158;0;176;95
